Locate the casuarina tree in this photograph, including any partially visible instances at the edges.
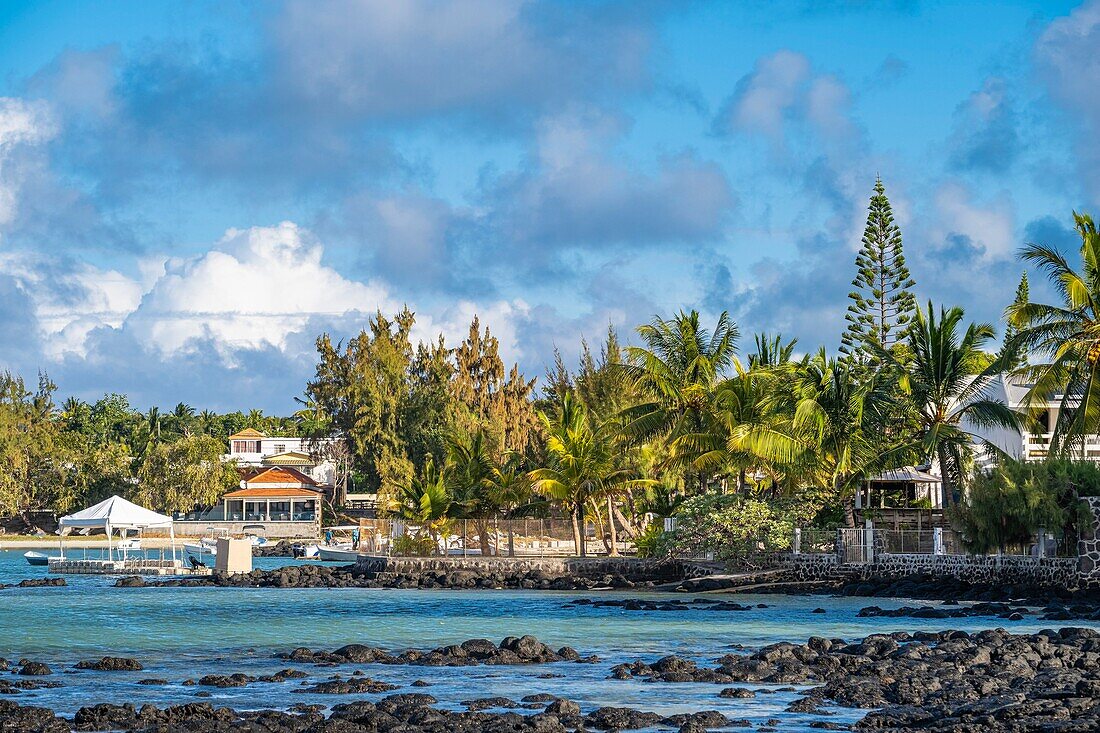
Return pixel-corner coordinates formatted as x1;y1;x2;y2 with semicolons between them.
840;178;917;361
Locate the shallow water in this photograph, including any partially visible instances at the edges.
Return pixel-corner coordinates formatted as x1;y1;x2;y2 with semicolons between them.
0;549;1094;730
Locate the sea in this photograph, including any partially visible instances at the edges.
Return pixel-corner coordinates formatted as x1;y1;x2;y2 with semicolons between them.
0;548;1093;731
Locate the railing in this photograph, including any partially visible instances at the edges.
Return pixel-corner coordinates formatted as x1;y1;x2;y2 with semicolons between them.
794;526;1074;561
1024;433;1100;460
340;518;636;558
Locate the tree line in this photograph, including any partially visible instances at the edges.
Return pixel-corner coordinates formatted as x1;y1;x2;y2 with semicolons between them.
0;385;299;525
4;178;1100;556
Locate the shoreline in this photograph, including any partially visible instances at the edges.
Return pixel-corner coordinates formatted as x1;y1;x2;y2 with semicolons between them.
3;627;1100;731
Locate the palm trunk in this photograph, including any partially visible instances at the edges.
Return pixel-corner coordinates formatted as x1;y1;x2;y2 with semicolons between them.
611;505;638;539
573;501;587;557
843;494;856;528
476;517;492;556
507;526;515;557
937;446;955;509
592;500;611;555
607;496;619;556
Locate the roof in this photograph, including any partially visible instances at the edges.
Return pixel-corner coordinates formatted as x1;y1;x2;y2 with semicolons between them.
223;486;321;499
262;450;315;466
59;495;173;529
228;428;265;440
870;466;941;484
237;466;318;486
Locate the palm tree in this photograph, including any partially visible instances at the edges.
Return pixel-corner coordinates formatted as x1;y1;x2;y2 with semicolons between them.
751;350;897;525
197;410;217;436
1008;213;1100;453
672;359;783;491
748;332;798;369
395;457;451;552
530;393;643;556
145;407;161;447
445;430;498;555
880;302;1019;507
488;452;531;557
619;310;738;491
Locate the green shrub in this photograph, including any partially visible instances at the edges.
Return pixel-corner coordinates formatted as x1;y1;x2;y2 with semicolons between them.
391;534;437;557
952;459;1089;554
663;493;807;563
633;522;670;558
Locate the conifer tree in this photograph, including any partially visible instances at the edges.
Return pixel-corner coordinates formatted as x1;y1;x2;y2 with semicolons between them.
1001;272;1029;370
840;178;916;361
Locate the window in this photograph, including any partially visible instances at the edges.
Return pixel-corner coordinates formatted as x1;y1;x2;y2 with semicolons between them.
274;443;286;454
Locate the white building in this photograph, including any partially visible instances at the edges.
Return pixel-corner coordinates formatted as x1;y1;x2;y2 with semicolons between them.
973;374;1100;462
224;428;344;488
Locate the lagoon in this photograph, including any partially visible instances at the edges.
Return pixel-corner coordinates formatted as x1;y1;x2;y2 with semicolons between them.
1;549;1094;731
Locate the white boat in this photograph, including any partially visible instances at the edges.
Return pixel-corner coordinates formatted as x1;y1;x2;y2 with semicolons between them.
24;551;51;566
293;544;320;558
316;545;359;562
184;538;218;559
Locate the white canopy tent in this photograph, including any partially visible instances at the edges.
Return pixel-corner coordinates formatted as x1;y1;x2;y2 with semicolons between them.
58;495;176;561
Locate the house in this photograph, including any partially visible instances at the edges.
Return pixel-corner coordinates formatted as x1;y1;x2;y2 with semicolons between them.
173;431;342;539
856;465;944;529
225;428;344;491
173;465;322;538
971;374;1100;462
221;467;321;522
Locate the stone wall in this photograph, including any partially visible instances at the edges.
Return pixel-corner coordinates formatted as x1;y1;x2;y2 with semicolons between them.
1078;497;1100;588
171;520;319;539
777;552;1078;589
356;555;685;581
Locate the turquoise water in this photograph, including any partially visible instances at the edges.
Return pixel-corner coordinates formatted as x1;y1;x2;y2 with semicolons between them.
1;549;1094;730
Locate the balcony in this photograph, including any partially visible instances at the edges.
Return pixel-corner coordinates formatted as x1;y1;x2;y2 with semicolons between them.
1025;433;1100;461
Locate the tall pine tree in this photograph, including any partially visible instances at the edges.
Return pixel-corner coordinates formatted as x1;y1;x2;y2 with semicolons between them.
840;178;916;361
1001;272;1029;370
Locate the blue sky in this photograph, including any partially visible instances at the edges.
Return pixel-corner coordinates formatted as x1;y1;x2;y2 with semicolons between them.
0;0;1094;411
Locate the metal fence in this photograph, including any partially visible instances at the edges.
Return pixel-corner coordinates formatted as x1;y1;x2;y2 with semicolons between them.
340;518;635;557
794;526;1076;560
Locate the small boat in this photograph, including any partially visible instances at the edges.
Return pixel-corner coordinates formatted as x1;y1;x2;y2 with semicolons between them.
317;545;359;562
292;544;319;559
184;536;219;559
241;525;269;548
23;551;51;566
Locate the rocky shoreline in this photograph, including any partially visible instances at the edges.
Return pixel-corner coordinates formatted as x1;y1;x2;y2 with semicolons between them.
4;628;1100;731
676;570;1100;606
115;563;657;591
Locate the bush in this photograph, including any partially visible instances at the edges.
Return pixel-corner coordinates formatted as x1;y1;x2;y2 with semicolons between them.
391;534;437;557
663;493;806;563
633;522;670;559
952;459;1088;554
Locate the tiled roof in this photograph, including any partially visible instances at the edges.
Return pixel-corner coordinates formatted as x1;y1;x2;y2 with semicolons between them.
262;451;314;466
223;486;321;499
228;428;265;439
236;466;318;486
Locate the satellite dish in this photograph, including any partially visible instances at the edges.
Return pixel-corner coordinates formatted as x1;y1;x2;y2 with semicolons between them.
240;480;247;488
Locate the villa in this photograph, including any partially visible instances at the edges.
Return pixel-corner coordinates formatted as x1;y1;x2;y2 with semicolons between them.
172;429;340;539
976;375;1100;462
225;428;343;488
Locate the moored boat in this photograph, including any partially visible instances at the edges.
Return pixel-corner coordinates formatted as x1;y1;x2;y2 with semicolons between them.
316;545;359;562
23;551;51;566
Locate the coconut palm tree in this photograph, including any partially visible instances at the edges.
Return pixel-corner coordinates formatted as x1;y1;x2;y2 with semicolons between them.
619;309;738;491
743;350;897;525
445;430;499;555
395;457;451;553
530;393;643;556
1007;213;1100;453
880;302;1019;506
488;452;531;557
